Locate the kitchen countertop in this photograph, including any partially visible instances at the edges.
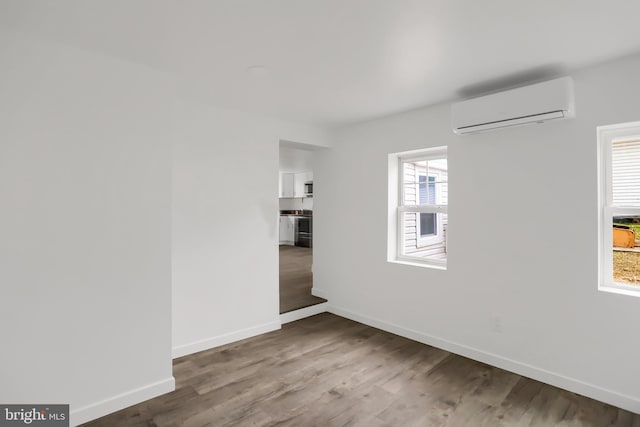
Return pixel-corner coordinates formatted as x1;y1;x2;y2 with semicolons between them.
280;210;312;217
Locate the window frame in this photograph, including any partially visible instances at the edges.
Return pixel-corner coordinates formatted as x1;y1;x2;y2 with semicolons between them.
597;121;640;297
390;147;448;269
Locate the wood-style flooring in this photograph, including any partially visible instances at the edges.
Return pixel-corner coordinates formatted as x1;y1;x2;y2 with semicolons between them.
83;313;640;427
279;245;326;314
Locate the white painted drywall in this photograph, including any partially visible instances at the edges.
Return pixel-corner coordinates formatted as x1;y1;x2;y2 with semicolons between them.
171;100;329;358
0;28;331;425
279;146;316;173
314;54;640;412
0;30;174;424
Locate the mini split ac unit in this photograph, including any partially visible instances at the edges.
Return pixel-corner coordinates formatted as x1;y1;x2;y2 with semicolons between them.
451;76;575;135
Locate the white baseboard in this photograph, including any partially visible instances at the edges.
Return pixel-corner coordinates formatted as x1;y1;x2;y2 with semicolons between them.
172;320;281;359
70;377;175;426
328;304;640;415
280;302;328;324
311;287;327;299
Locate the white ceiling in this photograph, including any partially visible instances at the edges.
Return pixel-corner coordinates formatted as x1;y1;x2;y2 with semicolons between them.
3;1;640;127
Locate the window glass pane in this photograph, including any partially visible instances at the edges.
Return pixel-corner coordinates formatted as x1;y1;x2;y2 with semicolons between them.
402;158;448;206
612;139;640;207
420;212;436;236
612;215;640;286
401;212;447;262
419;176;436;205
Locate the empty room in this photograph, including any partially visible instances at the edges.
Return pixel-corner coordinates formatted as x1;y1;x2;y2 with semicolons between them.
2;1;640;426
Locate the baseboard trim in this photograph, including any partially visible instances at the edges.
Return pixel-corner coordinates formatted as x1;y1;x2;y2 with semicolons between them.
70;377;175;426
328;304;640;415
311;287;327;299
172;320;281;359
280;302;328;324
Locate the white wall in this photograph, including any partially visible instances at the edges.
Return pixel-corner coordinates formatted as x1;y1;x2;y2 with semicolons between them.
171;100;329;358
0;27;330;425
279;145;316;173
0;31;174;425
314;53;640;413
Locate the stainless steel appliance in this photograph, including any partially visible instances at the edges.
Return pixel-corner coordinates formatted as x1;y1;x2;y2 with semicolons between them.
294;216;312;248
304;181;313;197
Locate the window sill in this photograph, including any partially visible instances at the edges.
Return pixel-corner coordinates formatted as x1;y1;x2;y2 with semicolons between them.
388;258;447;271
598;283;640;298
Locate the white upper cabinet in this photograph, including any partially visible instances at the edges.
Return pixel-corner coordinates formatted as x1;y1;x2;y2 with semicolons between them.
280;170;312;198
279;172;295;198
294;172;306;197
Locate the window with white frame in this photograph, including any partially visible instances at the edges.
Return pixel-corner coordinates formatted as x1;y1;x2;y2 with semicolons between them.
598;121;640;295
389;147;447;268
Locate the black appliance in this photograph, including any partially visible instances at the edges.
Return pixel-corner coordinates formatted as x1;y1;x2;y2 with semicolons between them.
295;216;312;248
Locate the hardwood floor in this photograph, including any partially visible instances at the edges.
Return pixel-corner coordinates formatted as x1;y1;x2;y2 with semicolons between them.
279;245;326;314
83;313;640;427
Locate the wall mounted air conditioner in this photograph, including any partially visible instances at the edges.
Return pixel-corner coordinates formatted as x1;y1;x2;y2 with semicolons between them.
451;76;575;135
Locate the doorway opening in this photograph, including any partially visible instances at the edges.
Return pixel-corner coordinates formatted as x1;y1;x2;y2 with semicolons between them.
278;141;327;317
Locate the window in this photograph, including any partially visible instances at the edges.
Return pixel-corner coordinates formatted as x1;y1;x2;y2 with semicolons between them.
598;121;640;296
388;147;447;269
